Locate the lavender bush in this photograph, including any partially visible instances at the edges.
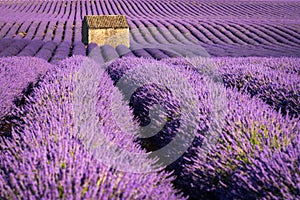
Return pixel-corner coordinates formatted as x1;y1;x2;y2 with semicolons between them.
182;88;299;199
72;41;86;56
0;38;13;53
0;56;52;136
214;57;300;75
35;41;57;61
0;56;184;200
106;57;227;197
100;44;119;63
50;42;71;64
17;39;44;57
116;45;135;58
214;57;300;117
0;39;29;57
163;57;300;117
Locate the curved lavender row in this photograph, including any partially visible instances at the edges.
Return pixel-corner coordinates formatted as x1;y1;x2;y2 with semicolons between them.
129;83;182;151
0;56;52;120
100;44;119;63
72;41;86;56
107;57;216;191
17;39;44;57
163;57;300;117
159;49;179;58
144;48;170;60
213;57;300;117
116;45;136;58
235;134;300;200
0;39;29;57
87;43;99;55
130;48;153;59
115;45;176;60
0;56;52;138
50;41;71;64
0;56;184;200
87;43;104;64
35;41;57;61
57;56;140;154
0;38;13;53
182;89;299;199
214;57;300;76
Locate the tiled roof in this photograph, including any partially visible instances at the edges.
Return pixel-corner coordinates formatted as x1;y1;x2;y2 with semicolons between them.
84;15;129;29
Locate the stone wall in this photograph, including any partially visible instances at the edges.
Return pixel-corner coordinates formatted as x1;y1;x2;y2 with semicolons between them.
88;28;129;48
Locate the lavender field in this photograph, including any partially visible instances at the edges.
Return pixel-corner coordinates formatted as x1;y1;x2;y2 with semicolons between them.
0;0;299;199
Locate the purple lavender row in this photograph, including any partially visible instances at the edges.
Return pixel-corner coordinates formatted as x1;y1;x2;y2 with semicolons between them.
50;41;71;64
116;45;135;58
72;41;86;56
100;44;119;63
0;40;86;59
87;43;104;64
17;39;44;57
213;57;300;117
107;57;299;199
214;57;300;76
101;44;172;60
182;88;299;199
0;56;184;200
0;38;13;53
163;56;299;115
35;41;57;61
144;48;170;60
0;57;52;137
0;39;29;57
130;48;153;59
0;56;52;120
107;57;216;195
58;56;141;154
